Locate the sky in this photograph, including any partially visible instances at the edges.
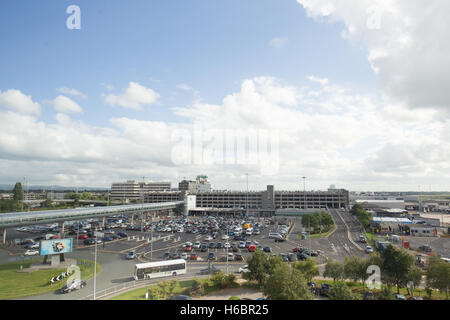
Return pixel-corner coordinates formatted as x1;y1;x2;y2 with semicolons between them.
0;0;449;192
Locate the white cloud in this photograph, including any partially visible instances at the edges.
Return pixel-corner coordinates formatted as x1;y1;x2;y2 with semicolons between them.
58;87;86;99
269;37;288;49
0;89;41;115
1;77;449;190
104;82;159;110
297;0;450;111
50;95;83;114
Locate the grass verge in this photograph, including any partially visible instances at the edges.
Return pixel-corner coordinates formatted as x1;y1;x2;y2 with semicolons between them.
0;258;101;300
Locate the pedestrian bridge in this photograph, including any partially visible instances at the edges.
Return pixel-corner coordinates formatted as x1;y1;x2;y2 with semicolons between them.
0;201;184;229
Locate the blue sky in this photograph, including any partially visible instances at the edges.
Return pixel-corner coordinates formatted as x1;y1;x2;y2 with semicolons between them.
0;0;375;126
0;0;448;191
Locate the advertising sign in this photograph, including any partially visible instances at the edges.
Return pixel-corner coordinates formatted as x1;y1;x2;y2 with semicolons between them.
40;238;73;255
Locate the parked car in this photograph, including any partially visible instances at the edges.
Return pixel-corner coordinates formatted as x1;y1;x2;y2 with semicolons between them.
163;252;171;260
60;279;87;294
234;253;244;261
319;283;332;296
248;244;256;252
287;253;297;262
117;232;128;238
395;294;407;300
77;234;88;239
216;242;223;249
207;252;216;261
181;252;188;260
193;241;201;249
190;253;198;260
184;245;192;252
201;244;208;252
263;246;271;253
363;291;374;300
172;252;181;259
280;253;289;262
102;236;113;242
209;242;215;248
83;239;95;245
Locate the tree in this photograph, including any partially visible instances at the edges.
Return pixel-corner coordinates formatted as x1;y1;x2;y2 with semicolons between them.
350;204;371;231
12;182;23;201
426;256;450;299
293;258;319;282
264;263;313;300
380;244;414;294
323;259;344;282
211;271;236;289
405;265;423;296
328;282;357;300
266;254;284;276
243;249;268;287
301;214;319;231
157;280;178;299
344;256;372;287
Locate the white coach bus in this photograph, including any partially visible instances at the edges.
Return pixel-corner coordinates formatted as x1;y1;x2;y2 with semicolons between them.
133;259;187;280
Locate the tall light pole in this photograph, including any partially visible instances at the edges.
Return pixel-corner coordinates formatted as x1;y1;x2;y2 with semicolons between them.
93;227;98;300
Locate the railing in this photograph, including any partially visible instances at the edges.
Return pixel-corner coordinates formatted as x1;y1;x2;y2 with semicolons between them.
80;274;201;300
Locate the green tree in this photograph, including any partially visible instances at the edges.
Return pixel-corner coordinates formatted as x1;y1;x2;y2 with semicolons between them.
380;244;414;294
350;204;371;231
426;256;450;299
293;258;320;282
405;265;423;296
12;182;23;201
323;259;344;282
157;280;178;299
264;263;313;300
211;271;236;289
328;282;357;300
243;249;269;287
266;254;284;276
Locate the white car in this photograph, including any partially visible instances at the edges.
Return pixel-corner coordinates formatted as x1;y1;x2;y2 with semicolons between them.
193;241;201;249
365;246;373;253
222;234;229;240
205;235;213;241
181;252;188;260
239;265;249;273
24;250;39;256
224;242;231;249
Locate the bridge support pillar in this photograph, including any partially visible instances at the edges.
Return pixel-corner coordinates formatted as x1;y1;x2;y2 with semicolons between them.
1;228;6;245
101;217;106;228
58;221;65;237
0;228;6;244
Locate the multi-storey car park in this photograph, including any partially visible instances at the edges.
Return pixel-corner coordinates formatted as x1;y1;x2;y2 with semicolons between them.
142;185;349;216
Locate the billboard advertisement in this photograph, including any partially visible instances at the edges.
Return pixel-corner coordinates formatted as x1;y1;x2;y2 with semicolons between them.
40;238;73;255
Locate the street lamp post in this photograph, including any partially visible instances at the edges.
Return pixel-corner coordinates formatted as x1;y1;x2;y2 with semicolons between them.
93;227;98;300
302;176;307;210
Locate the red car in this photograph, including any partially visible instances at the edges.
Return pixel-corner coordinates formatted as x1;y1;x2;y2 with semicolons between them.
184;245;192;252
77;234;88;239
52;235;60;239
248;244;256;252
190;253;198;260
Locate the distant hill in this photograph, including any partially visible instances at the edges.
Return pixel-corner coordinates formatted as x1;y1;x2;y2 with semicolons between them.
0;184;109;192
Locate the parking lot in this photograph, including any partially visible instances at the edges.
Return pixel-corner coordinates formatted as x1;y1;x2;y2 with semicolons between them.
2;214;327;266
